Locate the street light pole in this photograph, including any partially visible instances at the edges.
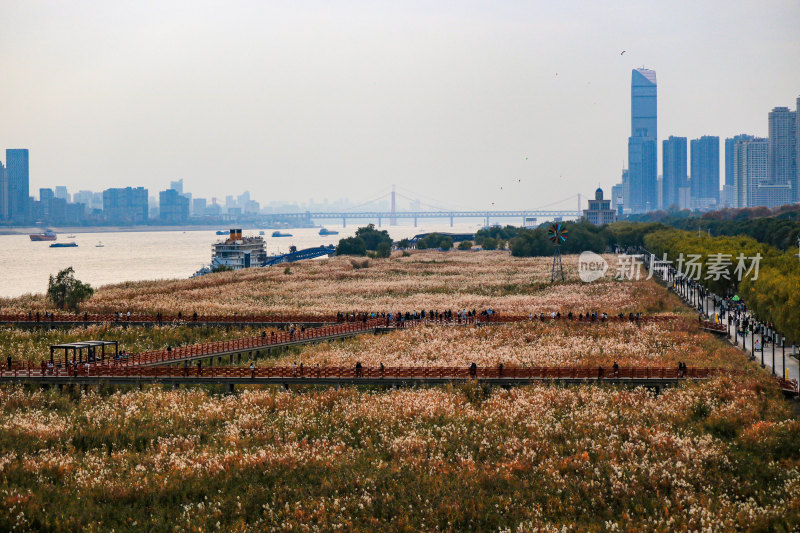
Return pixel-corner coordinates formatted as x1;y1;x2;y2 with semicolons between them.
782;336;786;378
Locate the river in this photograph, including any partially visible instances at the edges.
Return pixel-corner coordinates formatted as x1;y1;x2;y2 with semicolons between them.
0;222;487;298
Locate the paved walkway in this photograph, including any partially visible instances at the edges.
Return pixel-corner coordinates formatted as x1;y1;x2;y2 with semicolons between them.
668;279;799;384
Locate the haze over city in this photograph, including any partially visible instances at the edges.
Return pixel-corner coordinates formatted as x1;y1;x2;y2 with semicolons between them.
1;0;799;210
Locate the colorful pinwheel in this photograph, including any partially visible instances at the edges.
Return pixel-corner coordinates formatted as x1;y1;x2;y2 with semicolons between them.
548;223;568;245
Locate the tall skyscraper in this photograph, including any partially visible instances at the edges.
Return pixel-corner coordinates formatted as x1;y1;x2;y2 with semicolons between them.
690;136;720;206
725;134;754;207
662;136;687;210
768;106;797;199
733;138;768;208
6;149;30;223
626;68;658;213
0;160;7;221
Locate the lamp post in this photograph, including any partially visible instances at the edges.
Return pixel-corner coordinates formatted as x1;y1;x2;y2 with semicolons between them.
782;336;786;378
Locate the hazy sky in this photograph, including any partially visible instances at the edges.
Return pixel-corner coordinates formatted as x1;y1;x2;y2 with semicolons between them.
1;0;799;211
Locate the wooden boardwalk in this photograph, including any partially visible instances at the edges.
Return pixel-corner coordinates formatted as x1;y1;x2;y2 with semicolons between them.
0;365;757;393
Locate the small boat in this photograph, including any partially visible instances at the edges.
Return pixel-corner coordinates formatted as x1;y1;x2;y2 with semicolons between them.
50;242;78;248
215;230;228;235
96;242;104;248
30;229;57;241
272;231;293;237
319;228;339;236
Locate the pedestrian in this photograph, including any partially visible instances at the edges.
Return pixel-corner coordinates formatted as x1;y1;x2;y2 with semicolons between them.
469;362;477;378
250;362;255;378
6;356;11;370
355;361;363;377
612;361;619;377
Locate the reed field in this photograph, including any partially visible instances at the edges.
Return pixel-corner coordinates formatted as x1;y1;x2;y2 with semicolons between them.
1;252;683;317
263;319;751;370
1;250;798;531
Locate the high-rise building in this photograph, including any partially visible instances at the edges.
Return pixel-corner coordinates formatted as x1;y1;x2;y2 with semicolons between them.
169;179;183;195
0;160;7;221
159;189;190;223
724;134;754;207
103;187;149;224
662;136;687;210
39;188;54;203
733;138;768;208
626;68;658;213
611;183;623;213
6;149;30;223
192;198;207;216
797;97;800;200
690;136;720;206
768;106;797;200
54;186;70;203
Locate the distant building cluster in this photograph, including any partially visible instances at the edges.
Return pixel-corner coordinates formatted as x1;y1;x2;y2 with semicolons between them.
0;153;362;227
613;69;799;215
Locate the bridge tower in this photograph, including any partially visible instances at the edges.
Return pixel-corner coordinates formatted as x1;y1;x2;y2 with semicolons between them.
390;185;396;226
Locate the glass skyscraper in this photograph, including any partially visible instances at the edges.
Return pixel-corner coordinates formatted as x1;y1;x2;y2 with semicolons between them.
6;149;30;223
690;136;720;204
627;68;657;213
662;136;687;210
768;106;797;200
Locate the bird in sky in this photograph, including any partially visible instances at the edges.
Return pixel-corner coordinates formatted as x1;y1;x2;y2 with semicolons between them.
620;50;626;55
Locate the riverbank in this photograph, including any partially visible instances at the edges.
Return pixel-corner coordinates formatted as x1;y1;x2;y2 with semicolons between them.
0;224;299;235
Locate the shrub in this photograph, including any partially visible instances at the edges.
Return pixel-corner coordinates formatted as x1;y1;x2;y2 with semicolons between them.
336;237;367;256
458;241;473;250
376;242;392;258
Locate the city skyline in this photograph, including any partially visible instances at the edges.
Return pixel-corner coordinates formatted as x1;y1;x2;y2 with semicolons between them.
1;1;799;211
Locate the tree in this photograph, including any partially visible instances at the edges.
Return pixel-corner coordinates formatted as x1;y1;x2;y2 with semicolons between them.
439;236;453;250
47;267;94;311
336;236;367;256
396;238;411;249
458;241;473;250
355;224;392;251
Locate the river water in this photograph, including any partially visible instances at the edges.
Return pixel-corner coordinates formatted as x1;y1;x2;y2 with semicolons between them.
0;222;486;298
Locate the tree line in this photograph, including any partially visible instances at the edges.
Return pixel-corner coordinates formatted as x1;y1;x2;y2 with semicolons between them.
643;228;800;344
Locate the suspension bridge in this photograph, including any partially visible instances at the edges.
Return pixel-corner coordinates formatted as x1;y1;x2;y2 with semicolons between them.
276;187;585;227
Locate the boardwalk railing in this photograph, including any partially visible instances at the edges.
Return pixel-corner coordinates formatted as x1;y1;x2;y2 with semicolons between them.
0;312;684;326
0;365;729;381
49;319;389;368
4;363;795;394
